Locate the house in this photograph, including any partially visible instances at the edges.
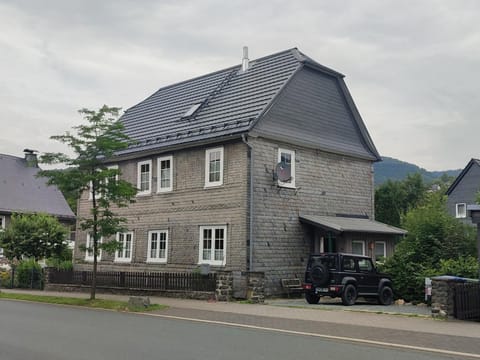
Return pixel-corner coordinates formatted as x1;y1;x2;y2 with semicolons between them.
73;48;406;295
446;158;480;224
0;150;76;257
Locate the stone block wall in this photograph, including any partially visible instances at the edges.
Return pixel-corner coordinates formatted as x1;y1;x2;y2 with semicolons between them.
431;278;457;318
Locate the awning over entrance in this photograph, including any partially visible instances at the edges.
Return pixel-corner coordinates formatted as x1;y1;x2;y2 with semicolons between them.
299;214;407;235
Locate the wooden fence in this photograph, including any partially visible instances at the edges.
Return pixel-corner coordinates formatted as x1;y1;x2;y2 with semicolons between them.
454;282;480;321
47;269;217;292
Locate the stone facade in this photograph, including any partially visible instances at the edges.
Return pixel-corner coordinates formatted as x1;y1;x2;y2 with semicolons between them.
74;140;249;274
74;136;381;296
250;137;375;295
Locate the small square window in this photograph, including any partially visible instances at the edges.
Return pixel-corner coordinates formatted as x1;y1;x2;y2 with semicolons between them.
456;203;467;218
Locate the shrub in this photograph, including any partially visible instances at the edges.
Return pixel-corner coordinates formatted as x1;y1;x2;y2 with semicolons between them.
16;259;43;289
438;256;479;279
0;270;11;288
46;258;73;271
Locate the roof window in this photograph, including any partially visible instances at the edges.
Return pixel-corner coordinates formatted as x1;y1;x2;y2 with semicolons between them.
181;103;202;119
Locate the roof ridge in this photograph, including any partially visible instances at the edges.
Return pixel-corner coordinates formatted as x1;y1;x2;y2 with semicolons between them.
124;48;301;115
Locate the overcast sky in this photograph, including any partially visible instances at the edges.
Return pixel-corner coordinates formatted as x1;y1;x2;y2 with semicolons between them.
1;0;479;171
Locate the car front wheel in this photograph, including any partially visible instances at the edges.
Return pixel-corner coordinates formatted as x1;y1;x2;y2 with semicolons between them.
341;284;357;306
305;292;320;304
378;286;393;305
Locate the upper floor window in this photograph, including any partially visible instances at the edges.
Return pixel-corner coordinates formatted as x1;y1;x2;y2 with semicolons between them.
137;160;152;195
0;215;5;230
85;233;102;262
157;156;173;193
456;203;467;218
147;230;168;263
199;225;226;266
277;148;296;188
115;232;133;262
89;165;118;200
205;147;224;187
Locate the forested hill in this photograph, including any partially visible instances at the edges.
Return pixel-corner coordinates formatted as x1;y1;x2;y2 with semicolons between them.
374;156;461;185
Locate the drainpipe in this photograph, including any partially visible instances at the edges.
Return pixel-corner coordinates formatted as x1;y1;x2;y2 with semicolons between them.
241;134;254;271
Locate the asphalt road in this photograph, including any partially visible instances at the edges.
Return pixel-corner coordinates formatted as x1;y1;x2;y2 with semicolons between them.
0;299;474;360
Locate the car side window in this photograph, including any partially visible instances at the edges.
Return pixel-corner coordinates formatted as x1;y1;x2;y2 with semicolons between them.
343;257;356;272
358;259;373;272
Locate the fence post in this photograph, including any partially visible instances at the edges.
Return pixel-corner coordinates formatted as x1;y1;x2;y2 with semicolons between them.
120;272;126;287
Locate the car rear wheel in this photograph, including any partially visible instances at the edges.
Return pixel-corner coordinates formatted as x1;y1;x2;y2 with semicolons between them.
341;284;357;306
378;286;393;305
305;292;320;304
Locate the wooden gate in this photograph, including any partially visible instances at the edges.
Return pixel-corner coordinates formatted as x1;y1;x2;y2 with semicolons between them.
454;282;480;321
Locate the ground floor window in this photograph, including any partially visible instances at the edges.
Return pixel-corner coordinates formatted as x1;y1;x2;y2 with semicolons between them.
199;225;226;266
85;233;102;262
147;230;168;263
351;240;365;255
375;241;386;262
115;232;133;262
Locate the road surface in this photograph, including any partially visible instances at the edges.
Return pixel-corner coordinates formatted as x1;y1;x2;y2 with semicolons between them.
0;299;475;360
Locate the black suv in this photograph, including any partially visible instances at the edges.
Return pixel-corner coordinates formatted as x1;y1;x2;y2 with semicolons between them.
303;253;393;306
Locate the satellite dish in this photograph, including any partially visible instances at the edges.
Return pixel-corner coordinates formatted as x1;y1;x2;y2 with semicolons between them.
275;161;291;182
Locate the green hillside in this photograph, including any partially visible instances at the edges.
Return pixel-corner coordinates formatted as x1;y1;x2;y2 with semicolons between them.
374;156;461;186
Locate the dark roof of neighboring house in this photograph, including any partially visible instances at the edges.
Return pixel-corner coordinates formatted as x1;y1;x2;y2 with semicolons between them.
0;154;75;220
117;48;380;160
445;158;480;195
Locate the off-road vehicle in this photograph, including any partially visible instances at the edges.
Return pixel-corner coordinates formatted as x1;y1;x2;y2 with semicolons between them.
303;253;393;306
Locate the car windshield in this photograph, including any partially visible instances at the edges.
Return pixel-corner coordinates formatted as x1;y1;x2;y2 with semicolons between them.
309;256;336;270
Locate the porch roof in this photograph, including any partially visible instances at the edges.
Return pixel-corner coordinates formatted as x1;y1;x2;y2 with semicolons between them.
299;215;407;235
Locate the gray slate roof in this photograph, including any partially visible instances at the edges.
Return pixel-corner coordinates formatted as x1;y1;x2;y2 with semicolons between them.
118;48;379;160
0;154;75;220
299;214;407;235
445;158;480;195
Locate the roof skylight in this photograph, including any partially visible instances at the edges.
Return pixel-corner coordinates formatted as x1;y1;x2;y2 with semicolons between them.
181;102;202;118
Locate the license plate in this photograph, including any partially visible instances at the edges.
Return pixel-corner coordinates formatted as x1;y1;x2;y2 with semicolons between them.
316;287;329;293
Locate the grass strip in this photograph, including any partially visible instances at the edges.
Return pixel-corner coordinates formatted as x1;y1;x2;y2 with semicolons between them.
0;292;167;312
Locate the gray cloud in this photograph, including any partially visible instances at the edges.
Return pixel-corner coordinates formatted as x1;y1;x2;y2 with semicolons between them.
0;0;479;170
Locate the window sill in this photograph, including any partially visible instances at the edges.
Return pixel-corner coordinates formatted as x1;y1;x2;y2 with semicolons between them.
146;259;167;264
204;184;224;189
136;192;152;197
114;259;132;263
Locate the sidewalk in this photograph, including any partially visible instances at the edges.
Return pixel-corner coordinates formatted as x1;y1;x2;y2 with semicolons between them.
2;288;479;339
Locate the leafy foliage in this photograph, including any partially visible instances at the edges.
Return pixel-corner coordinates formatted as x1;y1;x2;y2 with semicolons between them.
0;213;68;261
39;105;138;299
383;191;477;301
375;173;426;227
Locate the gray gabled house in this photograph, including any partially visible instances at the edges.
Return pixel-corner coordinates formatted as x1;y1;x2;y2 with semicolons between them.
74;48;405;295
446;158;480;224
0;150;75;257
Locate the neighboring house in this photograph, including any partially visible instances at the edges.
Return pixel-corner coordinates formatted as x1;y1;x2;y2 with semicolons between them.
74;48;405;295
0;150;76;257
446;158;480;225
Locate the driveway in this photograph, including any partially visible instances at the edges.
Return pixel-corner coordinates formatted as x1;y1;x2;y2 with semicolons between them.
266;297;432;316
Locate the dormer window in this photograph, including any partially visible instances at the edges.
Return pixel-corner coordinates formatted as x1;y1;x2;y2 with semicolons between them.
181;103;202;119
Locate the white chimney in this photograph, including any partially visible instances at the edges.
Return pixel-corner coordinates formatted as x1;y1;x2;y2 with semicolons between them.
241;46;249;72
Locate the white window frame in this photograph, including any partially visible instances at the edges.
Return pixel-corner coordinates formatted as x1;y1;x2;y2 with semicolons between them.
88;165;118;200
352;240;365;256
85;233;102;262
198;225;227;266
115;231;134;263
456;203;467;218
0;215;5;230
137;160;152;196
374;241;386;260
205;147;224;188
277;148;296;188
147;230;169;263
157;156;173;193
